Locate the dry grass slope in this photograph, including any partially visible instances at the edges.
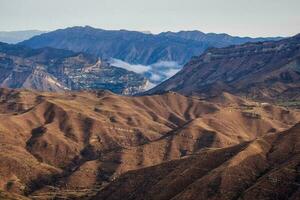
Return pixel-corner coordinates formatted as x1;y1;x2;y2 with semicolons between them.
0;88;299;199
92;123;300;200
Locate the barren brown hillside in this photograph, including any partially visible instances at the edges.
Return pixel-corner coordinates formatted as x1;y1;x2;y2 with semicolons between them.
0;88;299;199
93;122;300;200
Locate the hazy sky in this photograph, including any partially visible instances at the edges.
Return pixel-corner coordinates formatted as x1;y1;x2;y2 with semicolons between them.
1;0;299;37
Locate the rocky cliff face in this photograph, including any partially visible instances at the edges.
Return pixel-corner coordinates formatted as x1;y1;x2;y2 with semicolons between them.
20;26;281;65
148;34;300;102
0;42;148;94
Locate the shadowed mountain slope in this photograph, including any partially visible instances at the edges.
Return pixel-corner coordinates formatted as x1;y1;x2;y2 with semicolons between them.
148;34;300;103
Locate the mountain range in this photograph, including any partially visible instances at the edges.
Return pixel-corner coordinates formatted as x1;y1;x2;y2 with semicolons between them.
0;42;148;94
160;30;283;48
0;26;282;92
20;26;282;66
16;26;283;86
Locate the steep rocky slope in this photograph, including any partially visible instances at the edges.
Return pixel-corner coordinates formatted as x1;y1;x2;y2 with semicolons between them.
0;42;148;94
148;34;300;103
20;26;281;65
0;88;299;199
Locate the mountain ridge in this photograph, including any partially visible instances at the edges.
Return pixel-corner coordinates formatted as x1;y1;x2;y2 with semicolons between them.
147;33;300;103
20;26;282;65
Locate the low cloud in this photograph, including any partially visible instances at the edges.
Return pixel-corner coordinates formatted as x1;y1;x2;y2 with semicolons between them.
110;58;182;86
150;73;162;82
151;61;181;69
164;68;181;78
109;59;149;74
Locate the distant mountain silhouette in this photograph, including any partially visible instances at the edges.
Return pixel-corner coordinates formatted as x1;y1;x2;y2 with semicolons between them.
160;30;283;47
0;30;46;44
20;26;282;65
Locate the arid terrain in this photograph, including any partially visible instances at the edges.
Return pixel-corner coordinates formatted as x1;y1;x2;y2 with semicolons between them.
0;87;299;199
1;0;299;199
94;123;300;200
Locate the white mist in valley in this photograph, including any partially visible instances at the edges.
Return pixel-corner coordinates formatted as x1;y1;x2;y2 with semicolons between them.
110;58;182;88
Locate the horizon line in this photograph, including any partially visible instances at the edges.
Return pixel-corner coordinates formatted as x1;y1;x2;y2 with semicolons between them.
0;25;294;38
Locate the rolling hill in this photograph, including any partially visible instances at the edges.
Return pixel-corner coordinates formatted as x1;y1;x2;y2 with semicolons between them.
93;122;300;200
0;88;299;199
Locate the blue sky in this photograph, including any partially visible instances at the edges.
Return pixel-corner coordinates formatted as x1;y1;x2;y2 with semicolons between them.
1;0;299;37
